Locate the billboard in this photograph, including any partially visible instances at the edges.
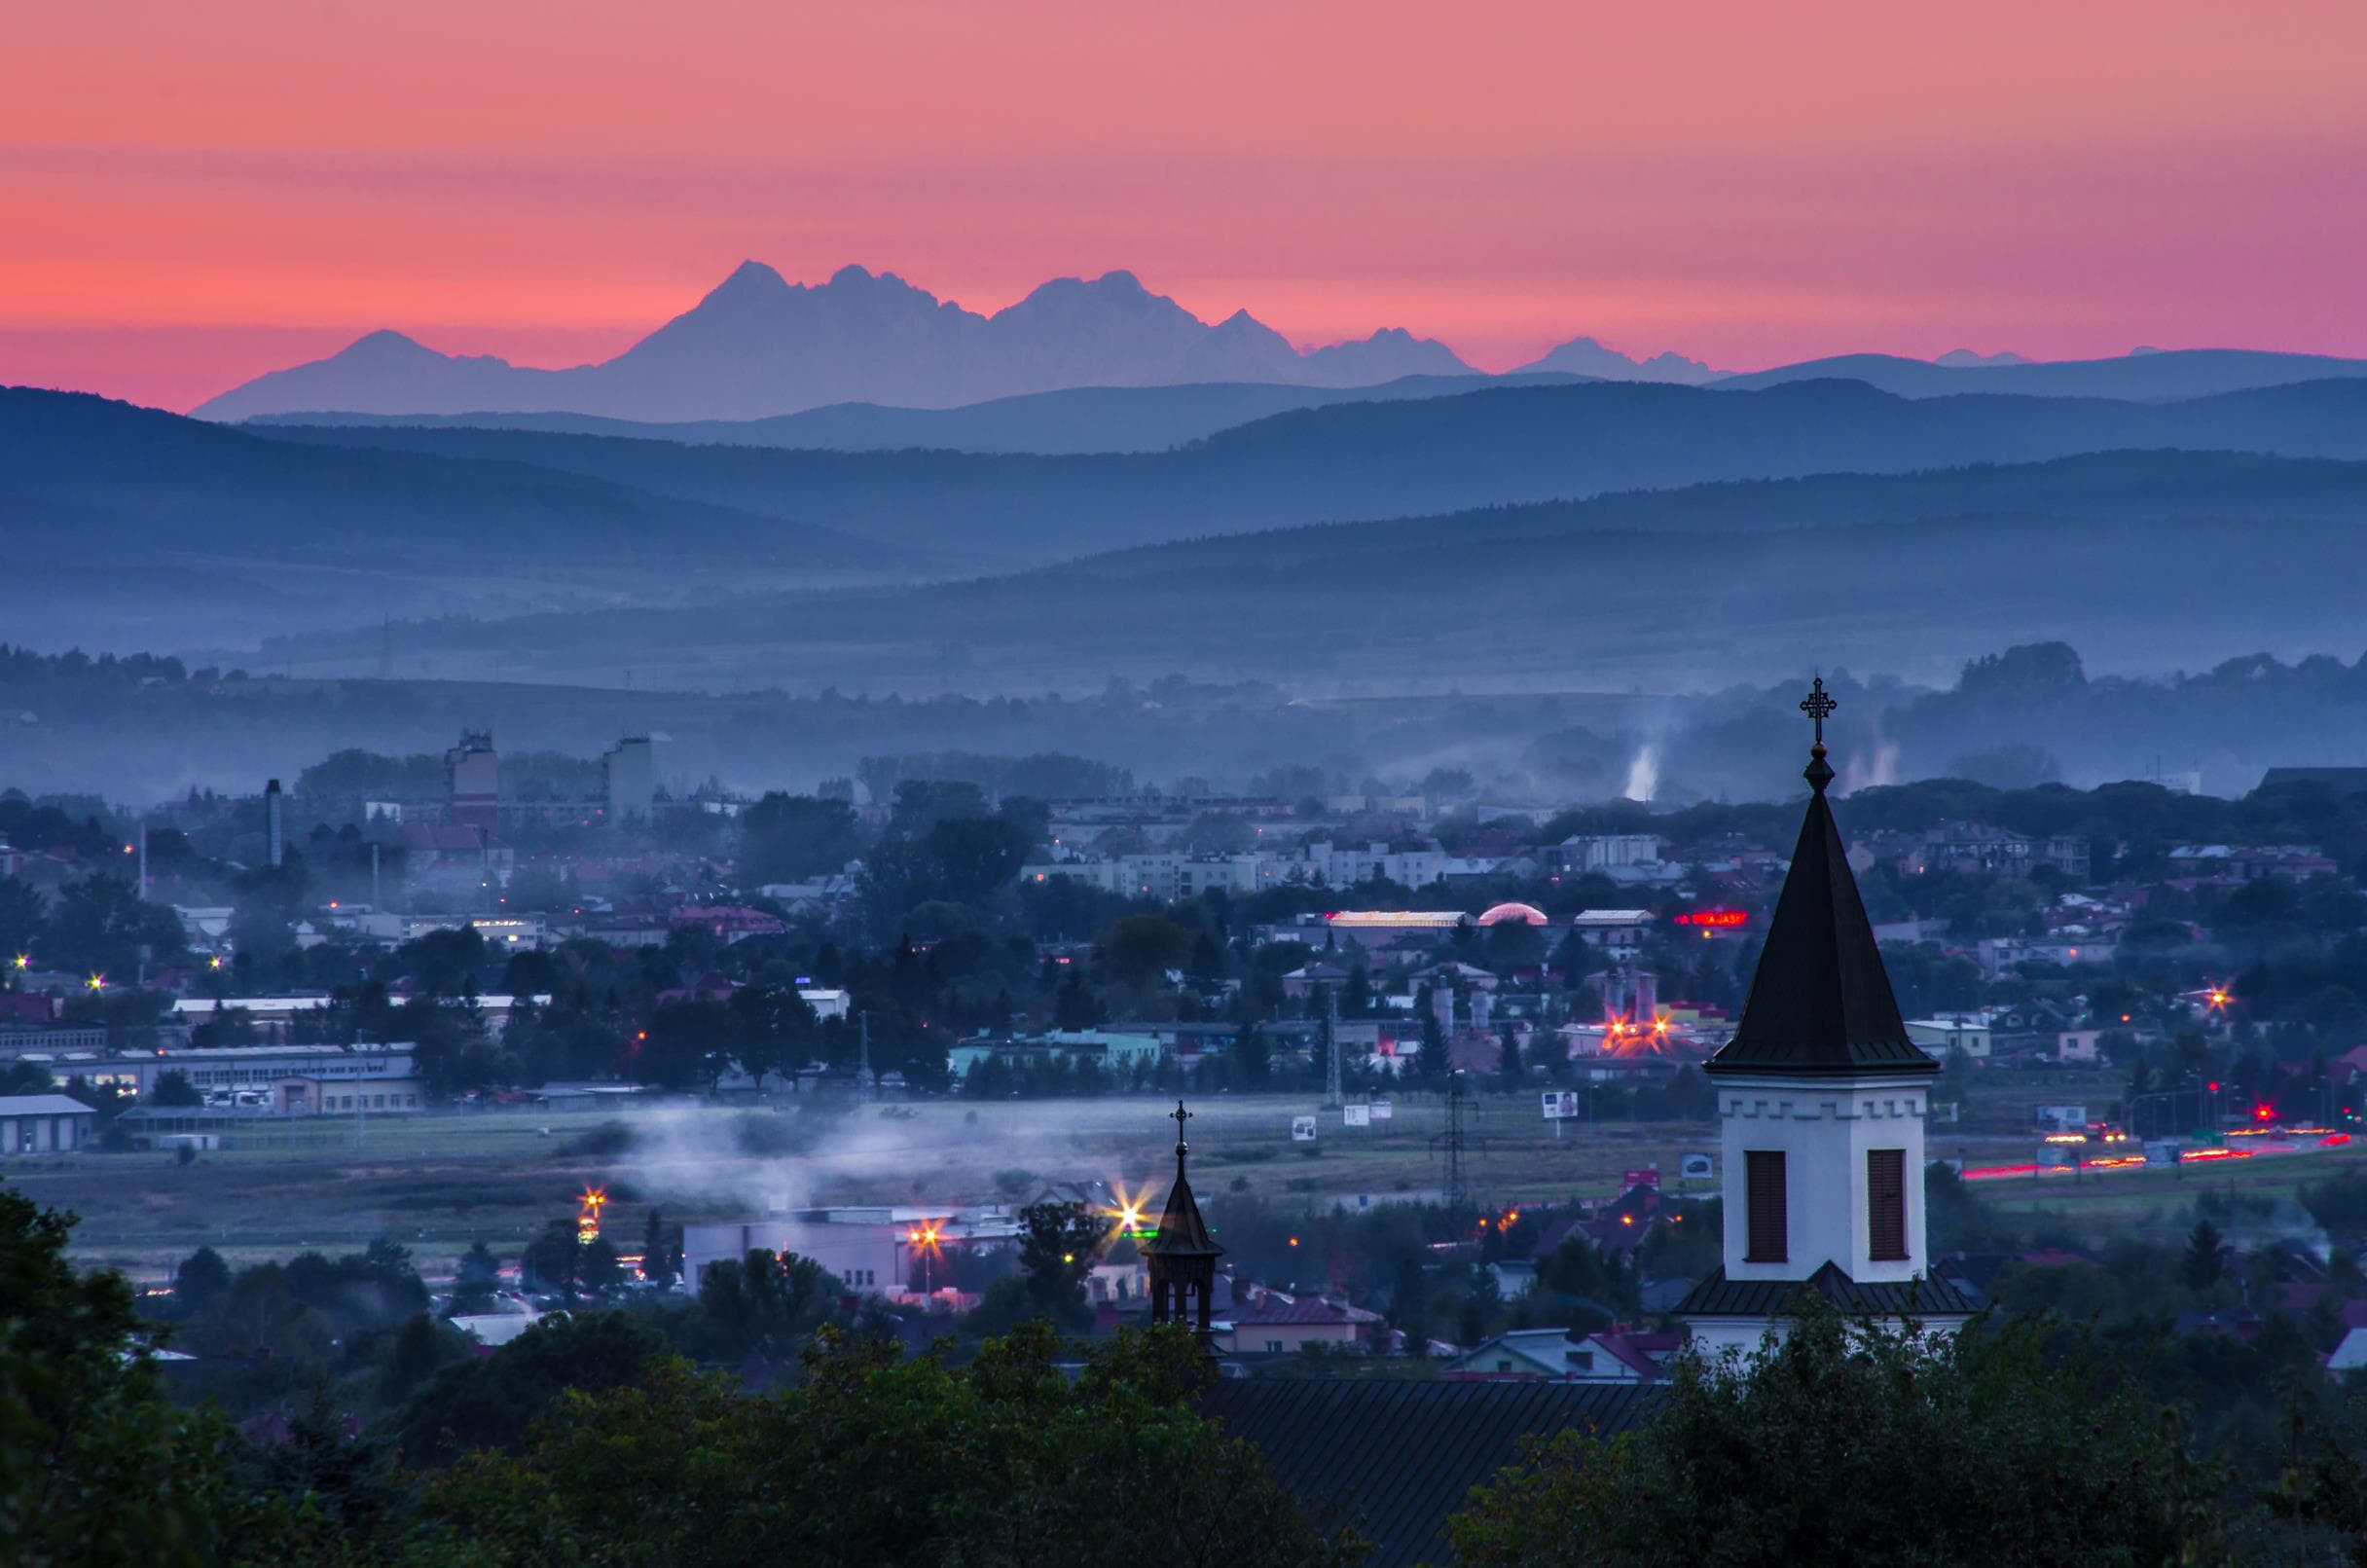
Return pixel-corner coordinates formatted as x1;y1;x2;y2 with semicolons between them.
1621;1167;1661;1190
1679;1152;1714;1181
1291;1115;1318;1142
1368;1100;1393;1121
1542;1090;1581;1119
1343;1104;1370;1128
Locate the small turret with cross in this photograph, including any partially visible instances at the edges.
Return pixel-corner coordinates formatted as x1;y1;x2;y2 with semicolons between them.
1145;1098;1223;1346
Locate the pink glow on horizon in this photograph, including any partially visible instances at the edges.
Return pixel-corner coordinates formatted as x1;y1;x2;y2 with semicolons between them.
3;1;2364;412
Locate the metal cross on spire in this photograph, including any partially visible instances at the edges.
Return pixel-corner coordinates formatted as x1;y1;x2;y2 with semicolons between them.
1800;675;1838;747
1170;1099;1193;1160
1799;675;1839;792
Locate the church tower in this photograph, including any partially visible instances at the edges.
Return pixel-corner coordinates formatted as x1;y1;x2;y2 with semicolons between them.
1678;679;1975;1357
1145;1100;1224;1344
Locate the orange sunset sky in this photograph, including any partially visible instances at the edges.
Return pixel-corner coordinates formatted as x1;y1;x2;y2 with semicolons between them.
5;0;2364;412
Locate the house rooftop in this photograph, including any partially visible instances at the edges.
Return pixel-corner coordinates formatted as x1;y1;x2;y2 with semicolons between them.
1204;1377;1650;1568
0;1094;97;1116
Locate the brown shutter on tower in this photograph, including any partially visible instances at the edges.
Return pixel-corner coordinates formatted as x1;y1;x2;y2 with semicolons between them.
1744;1150;1787;1262
1868;1148;1908;1260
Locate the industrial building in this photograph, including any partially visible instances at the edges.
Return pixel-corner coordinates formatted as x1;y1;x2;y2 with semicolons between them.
0;1093;96;1155
13;1042;419;1102
603;735;656;823
684;1206;1025;1297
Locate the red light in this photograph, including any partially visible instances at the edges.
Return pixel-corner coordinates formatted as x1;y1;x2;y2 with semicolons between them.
2255;1107;2272;1120
2207;1083;2219;1093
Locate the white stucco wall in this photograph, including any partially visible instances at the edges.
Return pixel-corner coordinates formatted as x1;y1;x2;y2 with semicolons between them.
1715;1071;1932;1284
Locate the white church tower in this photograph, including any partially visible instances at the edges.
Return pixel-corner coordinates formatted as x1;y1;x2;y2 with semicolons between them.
1678;679;1975;1357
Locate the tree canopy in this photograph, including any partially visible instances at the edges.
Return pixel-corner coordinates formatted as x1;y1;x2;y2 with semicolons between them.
1449;1304;2225;1568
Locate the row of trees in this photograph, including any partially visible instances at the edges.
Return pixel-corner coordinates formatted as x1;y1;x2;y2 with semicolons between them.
20;1170;2367;1565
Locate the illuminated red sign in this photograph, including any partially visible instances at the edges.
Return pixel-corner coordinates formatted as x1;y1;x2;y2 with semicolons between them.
1673;910;1749;929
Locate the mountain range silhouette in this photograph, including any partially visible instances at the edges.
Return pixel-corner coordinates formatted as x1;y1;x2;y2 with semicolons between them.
194;261;1769;422
196;263;1501;422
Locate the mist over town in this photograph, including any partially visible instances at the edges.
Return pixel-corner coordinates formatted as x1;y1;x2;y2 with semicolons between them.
9;3;2367;1563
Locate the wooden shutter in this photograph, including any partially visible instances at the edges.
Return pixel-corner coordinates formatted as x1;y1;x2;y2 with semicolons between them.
1868;1148;1908;1260
1744;1150;1787;1262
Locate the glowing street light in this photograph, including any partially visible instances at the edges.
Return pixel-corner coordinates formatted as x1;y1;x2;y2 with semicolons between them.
577;1186;607;1244
907;1222;945;1292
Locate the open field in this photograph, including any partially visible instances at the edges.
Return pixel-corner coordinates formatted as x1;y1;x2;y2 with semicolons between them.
1964;1138;2365;1236
11;1092;1731;1280
19;1076;2336;1285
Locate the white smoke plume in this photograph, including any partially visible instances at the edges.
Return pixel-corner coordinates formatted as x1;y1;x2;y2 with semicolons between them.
1622;743;1659;803
588;1099;1178;1220
1837;736;1901;795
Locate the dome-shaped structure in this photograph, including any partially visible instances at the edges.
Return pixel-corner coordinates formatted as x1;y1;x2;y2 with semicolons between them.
1475;901;1548;927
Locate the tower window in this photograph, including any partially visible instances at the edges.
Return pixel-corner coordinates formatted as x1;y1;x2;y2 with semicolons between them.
1868;1149;1908;1261
1744;1150;1787;1262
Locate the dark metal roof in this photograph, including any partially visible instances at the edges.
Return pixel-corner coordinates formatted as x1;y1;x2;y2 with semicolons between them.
1674;1261;1979;1320
2259;767;2367;794
1705;744;1936;1079
1204;1377;1650;1568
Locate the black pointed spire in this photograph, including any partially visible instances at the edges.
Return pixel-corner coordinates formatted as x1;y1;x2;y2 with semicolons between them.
1705;678;1936;1078
1147;1099;1221;1258
1146;1100;1223;1341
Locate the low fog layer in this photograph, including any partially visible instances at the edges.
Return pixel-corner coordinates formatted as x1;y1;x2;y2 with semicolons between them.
5;638;2357;805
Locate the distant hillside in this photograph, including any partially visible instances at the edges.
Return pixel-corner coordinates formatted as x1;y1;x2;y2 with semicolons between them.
240;373;1586;456
1714;348;2367;400
195;263;1475;423
0;386;909;653
252;376;2367;563
247;450;2367;700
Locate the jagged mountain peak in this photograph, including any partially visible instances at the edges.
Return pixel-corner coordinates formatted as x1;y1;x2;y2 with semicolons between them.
1001;269;1179;319
699;259;794;303
333;328;443;361
1518;334;1716;384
